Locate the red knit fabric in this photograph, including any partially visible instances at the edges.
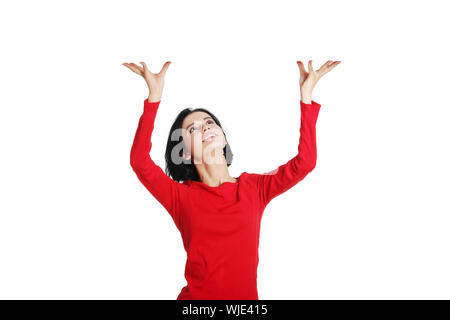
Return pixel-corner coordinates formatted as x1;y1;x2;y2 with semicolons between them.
130;98;321;300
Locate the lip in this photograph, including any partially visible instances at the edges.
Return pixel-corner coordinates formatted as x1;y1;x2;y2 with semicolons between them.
202;132;218;142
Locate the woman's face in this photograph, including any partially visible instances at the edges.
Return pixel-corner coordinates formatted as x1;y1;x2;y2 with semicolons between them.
181;111;227;164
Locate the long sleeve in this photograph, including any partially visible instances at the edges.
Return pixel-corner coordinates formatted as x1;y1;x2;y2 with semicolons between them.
130;98;182;224
256;100;321;207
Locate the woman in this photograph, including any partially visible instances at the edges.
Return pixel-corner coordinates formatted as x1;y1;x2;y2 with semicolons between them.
124;59;340;300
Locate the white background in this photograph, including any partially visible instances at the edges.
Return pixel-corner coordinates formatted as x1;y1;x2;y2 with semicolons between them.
1;0;449;299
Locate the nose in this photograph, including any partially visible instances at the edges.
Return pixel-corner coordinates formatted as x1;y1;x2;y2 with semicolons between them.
203;124;211;133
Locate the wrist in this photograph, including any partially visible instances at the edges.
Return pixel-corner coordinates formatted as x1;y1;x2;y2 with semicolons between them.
148;93;162;103
300;93;312;104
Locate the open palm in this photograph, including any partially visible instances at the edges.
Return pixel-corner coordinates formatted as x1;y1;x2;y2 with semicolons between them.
123;61;171;97
297;60;340;94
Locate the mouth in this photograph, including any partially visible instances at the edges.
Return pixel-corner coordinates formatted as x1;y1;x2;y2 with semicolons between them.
202;133;218;142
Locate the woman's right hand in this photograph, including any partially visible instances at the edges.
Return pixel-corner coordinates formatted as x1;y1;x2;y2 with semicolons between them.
297;60;340;104
123;61;171;102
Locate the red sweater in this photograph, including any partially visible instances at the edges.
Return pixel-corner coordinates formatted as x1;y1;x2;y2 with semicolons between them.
130;98;321;300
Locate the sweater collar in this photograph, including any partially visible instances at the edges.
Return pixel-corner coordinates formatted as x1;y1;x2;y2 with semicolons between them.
183;172;246;189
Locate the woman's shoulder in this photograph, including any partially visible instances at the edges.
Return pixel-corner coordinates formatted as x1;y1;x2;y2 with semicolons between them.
238;171;260;186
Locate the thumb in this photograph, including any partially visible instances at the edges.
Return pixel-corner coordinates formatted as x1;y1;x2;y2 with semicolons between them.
160;61;171;75
297;60;306;76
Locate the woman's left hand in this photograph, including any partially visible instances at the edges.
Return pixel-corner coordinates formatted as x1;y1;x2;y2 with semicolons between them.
297;60;341;102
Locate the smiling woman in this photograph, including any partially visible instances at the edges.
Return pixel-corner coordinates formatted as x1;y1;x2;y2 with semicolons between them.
165;106;235;183
125;59;339;300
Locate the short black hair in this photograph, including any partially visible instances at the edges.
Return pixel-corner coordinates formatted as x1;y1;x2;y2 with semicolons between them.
164;107;234;183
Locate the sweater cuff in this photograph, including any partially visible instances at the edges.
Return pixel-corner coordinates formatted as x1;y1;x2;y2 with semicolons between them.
300;100;321;108
143;99;161;114
144;98;161;105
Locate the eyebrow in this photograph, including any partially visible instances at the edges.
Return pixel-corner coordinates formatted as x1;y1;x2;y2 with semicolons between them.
186;117;213;131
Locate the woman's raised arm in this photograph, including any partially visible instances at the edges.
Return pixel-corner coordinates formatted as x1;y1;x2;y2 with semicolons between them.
256;60;340;207
130;98;184;221
125;61;184;225
256;99;320;207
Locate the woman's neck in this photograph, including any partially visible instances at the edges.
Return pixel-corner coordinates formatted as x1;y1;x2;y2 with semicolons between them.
195;157;236;187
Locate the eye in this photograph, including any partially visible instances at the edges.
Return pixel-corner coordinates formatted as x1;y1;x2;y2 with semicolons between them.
188;120;214;134
189;126;200;134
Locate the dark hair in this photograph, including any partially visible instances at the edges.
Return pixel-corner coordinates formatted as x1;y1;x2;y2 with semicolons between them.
164;107;234;183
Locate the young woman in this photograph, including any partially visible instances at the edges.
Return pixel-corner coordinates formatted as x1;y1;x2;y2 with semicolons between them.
124;59;340;300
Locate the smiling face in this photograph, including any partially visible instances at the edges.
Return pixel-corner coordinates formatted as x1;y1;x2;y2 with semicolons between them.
181;111;227;164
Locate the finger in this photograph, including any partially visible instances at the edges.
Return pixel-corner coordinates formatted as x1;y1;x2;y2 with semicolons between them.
160;61;171;75
317;60;332;73
123;63;143;75
327;61;341;71
129;63;144;73
317;60;334;76
140;61;150;73
319;61;341;77
323;61;341;73
308;60;314;74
